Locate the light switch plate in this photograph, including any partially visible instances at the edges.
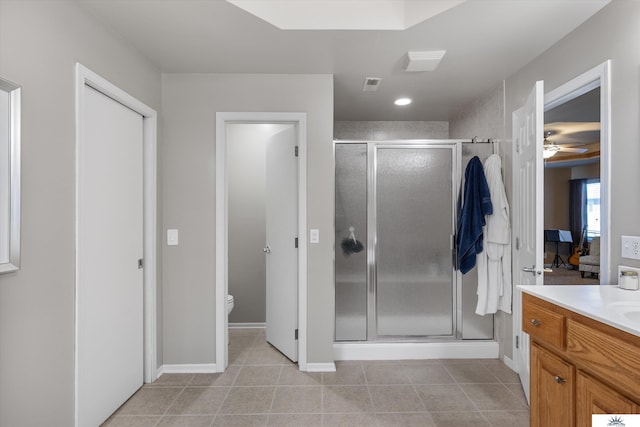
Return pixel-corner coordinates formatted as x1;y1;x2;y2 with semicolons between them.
167;229;179;246
621;235;640;260
310;229;320;244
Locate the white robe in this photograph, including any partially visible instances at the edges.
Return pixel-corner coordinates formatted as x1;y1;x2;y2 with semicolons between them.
476;154;512;315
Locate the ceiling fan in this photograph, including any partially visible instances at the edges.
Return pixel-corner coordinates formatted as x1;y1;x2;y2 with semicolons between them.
543;131;588;159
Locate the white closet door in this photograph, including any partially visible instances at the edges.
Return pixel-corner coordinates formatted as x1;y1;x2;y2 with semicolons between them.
77;85;144;426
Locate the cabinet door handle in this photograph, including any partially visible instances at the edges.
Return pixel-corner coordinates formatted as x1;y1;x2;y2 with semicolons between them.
530;319;542;327
554;375;566;384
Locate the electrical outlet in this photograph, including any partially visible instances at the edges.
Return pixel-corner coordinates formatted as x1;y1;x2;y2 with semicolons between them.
621;236;640;260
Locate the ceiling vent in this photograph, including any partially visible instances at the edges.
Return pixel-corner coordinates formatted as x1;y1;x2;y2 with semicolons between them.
404;50;446;72
362;77;382;92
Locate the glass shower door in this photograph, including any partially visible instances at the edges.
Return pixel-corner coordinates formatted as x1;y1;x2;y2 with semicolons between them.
374;145;456;337
335;143;368;341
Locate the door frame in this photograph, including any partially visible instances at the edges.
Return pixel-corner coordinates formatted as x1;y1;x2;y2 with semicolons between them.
74;63;158;424
215;112;308;371
511;60;611;380
543;60;611;285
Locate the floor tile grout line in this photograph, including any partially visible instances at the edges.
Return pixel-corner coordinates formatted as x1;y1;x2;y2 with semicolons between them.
264;364;285;424
362;362;377;416
456;380;485;416
407;369;431;414
503;381;529;405
152;380;190;427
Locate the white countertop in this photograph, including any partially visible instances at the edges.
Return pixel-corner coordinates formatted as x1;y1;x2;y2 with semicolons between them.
519;285;640;338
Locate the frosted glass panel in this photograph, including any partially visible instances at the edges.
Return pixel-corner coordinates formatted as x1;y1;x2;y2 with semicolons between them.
376;147;454;336
335;144;368;341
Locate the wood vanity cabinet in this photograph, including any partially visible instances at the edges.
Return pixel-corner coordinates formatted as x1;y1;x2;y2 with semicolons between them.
523;293;640;427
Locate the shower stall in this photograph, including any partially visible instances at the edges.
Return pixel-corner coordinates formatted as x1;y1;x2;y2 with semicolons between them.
335;140;494;343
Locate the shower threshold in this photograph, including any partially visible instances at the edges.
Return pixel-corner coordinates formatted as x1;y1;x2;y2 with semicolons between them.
333;340;498;361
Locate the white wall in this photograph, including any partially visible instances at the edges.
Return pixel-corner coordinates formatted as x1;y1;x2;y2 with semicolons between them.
161;73;334;365
0;1;161;426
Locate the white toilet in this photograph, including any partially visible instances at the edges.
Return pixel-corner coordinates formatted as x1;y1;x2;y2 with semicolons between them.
226;294;234;315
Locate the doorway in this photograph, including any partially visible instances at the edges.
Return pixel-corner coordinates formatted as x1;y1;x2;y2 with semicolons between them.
75;64;158;427
543;86;601;284
227;123;298;361
215;112;308;372
543;62;611;285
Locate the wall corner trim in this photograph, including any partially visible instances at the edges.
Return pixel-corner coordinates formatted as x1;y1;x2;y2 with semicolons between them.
502;355;515;372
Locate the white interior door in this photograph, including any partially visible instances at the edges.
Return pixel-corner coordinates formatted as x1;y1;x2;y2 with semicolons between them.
265;126;298;362
77;85;144;426
512;81;544;404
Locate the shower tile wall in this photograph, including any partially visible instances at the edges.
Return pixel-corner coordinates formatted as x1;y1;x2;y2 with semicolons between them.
449;83;505;148
334;121;449;141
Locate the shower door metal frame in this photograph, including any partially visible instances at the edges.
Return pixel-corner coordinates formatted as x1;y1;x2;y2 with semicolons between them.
367;141;462;341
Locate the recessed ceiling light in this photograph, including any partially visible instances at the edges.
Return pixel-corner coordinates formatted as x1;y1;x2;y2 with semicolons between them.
394;98;412;106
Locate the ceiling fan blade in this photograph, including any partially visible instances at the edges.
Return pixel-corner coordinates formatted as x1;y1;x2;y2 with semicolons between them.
558;146;588;153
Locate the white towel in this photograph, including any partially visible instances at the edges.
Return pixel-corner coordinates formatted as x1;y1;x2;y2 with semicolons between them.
476;154;512;315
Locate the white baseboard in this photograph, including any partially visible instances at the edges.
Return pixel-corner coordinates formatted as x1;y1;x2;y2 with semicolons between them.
305;362;336;372
229;322;266;329
160;364;218;374
334;341;499;360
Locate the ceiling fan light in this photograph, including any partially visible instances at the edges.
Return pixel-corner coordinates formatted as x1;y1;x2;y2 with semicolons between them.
543;149;557;159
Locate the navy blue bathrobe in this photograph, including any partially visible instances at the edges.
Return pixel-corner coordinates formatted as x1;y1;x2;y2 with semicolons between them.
457;156;493;274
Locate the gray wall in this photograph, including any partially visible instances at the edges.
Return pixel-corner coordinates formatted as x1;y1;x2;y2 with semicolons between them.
572;162;600;180
227;123;293;324
452;0;640;361
0;1;161;426
543;163;600;264
450;83;508;354
543;168;572;263
161;73;334;365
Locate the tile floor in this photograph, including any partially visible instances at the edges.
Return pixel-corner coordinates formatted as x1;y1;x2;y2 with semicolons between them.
103;328;529;427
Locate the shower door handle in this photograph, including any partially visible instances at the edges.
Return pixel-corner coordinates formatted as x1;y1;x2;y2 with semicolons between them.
522;266;542;276
263;246;271;254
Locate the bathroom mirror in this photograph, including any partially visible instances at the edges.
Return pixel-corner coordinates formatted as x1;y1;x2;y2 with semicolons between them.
0;77;21;274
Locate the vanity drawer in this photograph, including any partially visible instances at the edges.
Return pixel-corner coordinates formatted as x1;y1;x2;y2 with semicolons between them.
567;319;640;402
523;295;565;350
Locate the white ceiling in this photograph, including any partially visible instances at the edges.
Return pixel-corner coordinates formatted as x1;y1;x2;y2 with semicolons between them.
76;0;610;121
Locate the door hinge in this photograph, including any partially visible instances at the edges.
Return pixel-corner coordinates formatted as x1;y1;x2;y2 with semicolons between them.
515;335;519;349
138;258;144;269
515;237;520;250
295;329;298;340
295;237;298;248
294;146;299;157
